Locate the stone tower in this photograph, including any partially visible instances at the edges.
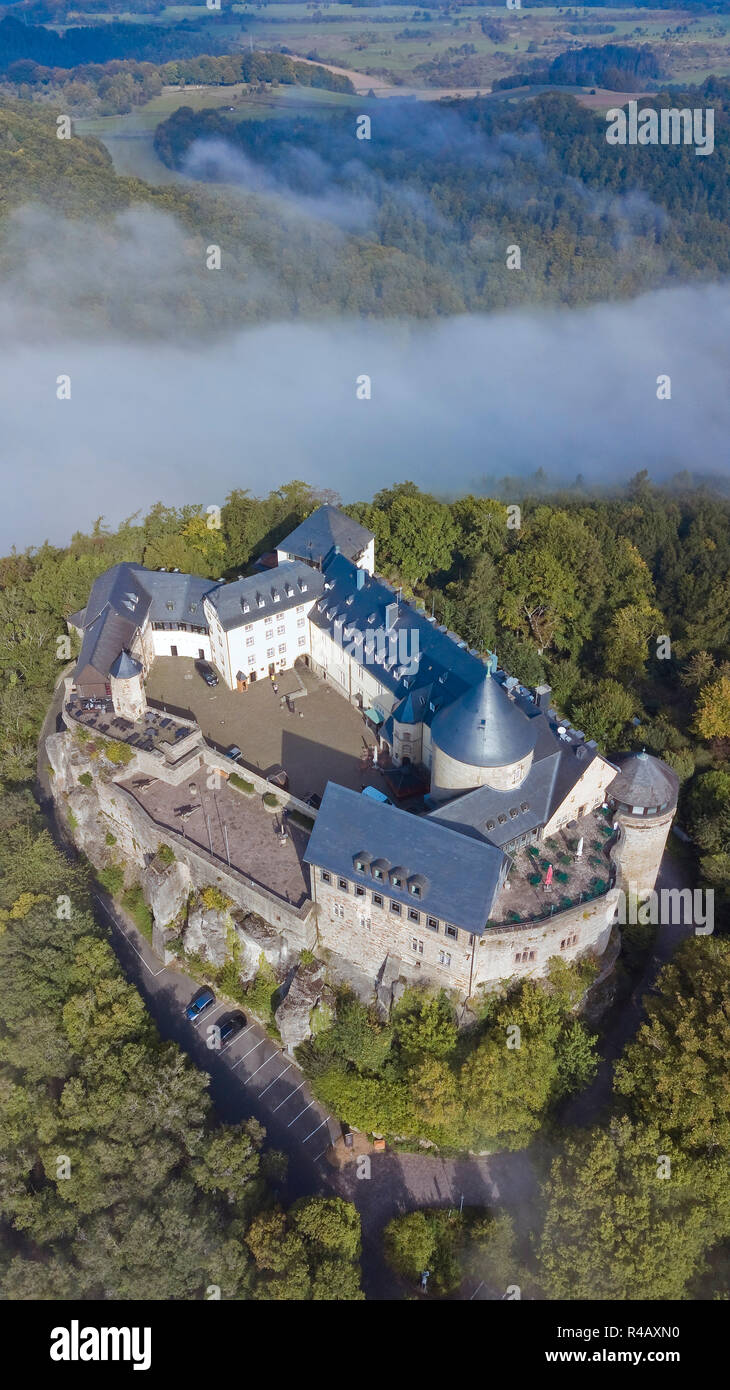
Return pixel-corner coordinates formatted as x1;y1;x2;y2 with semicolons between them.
608;751;680;897
109;651;147;722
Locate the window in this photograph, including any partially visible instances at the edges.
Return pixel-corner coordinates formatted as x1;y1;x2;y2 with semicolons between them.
338;878;349;892
411;938;424;955
359;915;371;930
355;885;365;897
278;644;286;654
392;875;403;888
390;901;401;915
372;893;383;908
265;629;273;640
247;655;256;667
560;935;578;951
444;924;458;941
372;868;383;881
246;637;254;647
408;908;420;924
409;884;421;898
277;625;285;636
298;637;306;648
245;623;253;632
297;617;305;628
514;949;537;964
427;917;439;932
267;648;275;659
333;902;345;919
296;605;304;614
321;870;331;884
438;951;451;968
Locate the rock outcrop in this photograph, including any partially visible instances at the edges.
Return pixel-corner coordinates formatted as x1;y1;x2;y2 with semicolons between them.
146;859;192;930
182;903;230;970
275;963;333;1055
233;911;294;982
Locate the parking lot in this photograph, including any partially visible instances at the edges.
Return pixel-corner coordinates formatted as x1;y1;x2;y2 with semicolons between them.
96;892;340;1167
145;657;383;801
187;998;338;1160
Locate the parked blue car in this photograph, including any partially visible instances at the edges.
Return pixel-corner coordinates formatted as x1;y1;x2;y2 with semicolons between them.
185;988;215;1021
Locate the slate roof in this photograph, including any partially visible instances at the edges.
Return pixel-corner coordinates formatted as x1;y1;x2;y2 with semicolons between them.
428;713;610;847
73;563;218;685
430;670;537;769
277;504;374;567
109;650;143;679
309;551;489;715
609;752;679;810
74;562;151;685
205;562;324;632
133;569;217;626
304;782;506;934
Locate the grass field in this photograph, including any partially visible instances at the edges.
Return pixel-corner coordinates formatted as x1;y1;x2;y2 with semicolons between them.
75;80;359;178
57;4;730;88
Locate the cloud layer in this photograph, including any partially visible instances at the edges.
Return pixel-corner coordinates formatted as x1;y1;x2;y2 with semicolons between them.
2;278;729;552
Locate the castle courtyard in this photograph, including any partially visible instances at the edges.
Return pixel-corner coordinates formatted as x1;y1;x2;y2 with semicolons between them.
144;657;381;801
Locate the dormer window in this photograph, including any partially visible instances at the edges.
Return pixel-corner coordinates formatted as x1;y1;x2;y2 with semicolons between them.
272;591;280;603
257;594;265;608
242;601;249;614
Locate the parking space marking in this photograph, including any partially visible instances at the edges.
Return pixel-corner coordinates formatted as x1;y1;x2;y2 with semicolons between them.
230;1037;268;1068
259;1064;292;1098
272;1081;306;1113
192;1003;225;1028
301;1116;329;1144
246;1052;279;1082
287;1100;316;1128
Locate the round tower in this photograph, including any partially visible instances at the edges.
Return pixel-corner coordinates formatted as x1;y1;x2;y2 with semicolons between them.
608;751;679;897
109;651;147;722
429;670;537;804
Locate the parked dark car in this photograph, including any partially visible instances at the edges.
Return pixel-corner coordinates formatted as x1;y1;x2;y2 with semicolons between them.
185;988;215;1021
196;661;219;687
218;1013;246;1045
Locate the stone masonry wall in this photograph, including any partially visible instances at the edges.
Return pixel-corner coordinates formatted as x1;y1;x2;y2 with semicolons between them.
313;868;476;994
46;730;315;952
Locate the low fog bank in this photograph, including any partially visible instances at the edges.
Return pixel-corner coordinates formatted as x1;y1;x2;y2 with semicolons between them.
2;280;729;553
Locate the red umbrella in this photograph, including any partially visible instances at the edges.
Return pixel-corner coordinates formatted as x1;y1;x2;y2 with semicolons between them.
545;865;553;887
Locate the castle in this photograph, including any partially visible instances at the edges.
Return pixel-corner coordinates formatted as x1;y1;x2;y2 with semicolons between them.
62;503;679;1003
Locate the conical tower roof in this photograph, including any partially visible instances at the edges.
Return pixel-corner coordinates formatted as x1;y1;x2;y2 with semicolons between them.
431;671;537;769
109;650;143;680
609;751;678;810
